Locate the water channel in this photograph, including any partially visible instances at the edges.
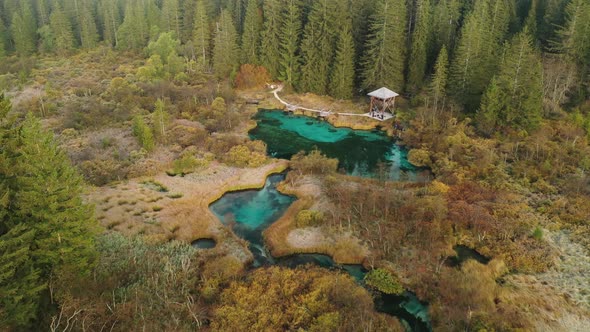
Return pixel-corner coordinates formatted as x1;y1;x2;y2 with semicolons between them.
209;173;431;331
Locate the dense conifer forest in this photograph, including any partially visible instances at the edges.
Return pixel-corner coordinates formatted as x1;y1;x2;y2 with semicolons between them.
1;0;590;331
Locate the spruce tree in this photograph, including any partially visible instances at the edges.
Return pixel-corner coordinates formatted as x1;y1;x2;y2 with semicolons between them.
430;46;449;114
361;0;407;91
152;99;170;142
448;0;510;111
0;17;6;58
278;0;302;88
299;0;339;94
329;3;355;100
193;0;211;71
408;0;433;93
524;0;539;42
146;0;163;39
477;30;543;134
556;0;590;68
351;0;376;63
99;0;121;46
0;97;98;328
229;0;246;34
162;0;181;38
132;115;155;151
241;0;262;65
35;0;50;26
117;1;148;50
539;0;569;47
79;3;99;49
11;3;37;56
213;9;239;79
49;3;76;54
181;0;195;43
432;0;461;53
260;0;282;78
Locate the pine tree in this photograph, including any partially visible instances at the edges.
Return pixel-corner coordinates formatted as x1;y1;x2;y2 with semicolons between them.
539;0;569;46
361;0;407;91
351;0;376;62
524;0;539;42
556;0;590;68
260;0;282;78
38;24;55;53
299;0;339;94
448;0;510;111
229;0;246;34
408;0;433;93
0;17;6;58
79;2;99;49
99;0;121;46
146;0;163;40
49;3;76;54
162;0;181;38
132;115;155;151
213;9;239;78
430;46;449;115
181;0;195;43
35;0;50;26
329;3;355;99
152;99;170;142
0;97;97;328
0;224;45;328
432;0;461;53
278;0;302;88
11;3;37;56
477;30;543;134
144;32;184;79
117;1;148;50
241;0;262;65
193;0;211;71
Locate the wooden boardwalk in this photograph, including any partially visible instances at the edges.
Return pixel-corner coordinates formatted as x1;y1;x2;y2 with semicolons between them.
271;85;394;121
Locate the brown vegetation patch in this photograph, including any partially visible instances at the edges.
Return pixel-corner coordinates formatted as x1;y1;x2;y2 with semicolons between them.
88;160;289;263
265;174;369;264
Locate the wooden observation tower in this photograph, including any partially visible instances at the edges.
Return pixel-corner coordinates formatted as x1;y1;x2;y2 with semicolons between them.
367;87;399;120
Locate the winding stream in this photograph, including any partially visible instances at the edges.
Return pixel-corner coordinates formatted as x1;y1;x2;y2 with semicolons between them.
209;173;431;331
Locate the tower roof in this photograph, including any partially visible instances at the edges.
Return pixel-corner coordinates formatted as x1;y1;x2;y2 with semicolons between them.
367;87;399;100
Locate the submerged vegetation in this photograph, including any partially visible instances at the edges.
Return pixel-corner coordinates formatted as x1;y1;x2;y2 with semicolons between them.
0;0;589;331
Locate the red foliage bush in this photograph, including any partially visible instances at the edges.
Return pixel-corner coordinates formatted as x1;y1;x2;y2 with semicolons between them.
234;64;271;89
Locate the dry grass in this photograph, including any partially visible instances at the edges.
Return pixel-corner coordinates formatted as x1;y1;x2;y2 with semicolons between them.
86;160;289;264
264;175;369;264
504;274;590;331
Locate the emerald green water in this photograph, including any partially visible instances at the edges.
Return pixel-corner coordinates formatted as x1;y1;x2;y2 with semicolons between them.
209;173;295;267
249;110;429;180
209;174;431;331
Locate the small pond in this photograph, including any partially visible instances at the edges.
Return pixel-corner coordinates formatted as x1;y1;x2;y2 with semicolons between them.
209;173;295;267
446;245;490;267
249;110;429;180
210;174;431;331
191;238;216;249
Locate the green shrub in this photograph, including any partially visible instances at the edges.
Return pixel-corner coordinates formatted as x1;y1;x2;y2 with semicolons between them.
132;116;155;152
532;226;543;240
295;210;324;227
290;150;338;175
171;152;210;176
224;144;266;168
142;180;168;192
364;268;403;295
